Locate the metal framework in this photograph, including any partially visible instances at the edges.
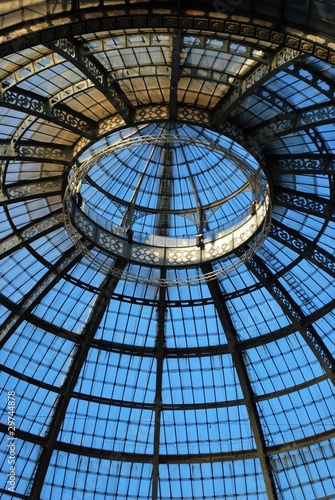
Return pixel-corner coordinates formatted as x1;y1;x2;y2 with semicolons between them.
0;141;72;163
270;220;335;279
238;249;335;382
0;87;96;139
267;154;335;174
0;245;83;346
202;262;279;500
211;46;300;125
168;29;182;120
246;101;335;147
0;210;64;260
62;132;272;284
29;261;126;500
152;270;167;500
49;37;134;122
273;185;335;219
0;178;62;205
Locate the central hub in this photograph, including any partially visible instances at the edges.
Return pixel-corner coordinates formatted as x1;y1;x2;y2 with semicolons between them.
64;123;271;281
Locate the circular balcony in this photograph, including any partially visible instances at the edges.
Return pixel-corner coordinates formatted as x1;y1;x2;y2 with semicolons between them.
63;124;272;284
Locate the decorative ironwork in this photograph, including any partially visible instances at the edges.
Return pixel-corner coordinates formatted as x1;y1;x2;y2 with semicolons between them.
87;134;262;202
111;203;148;225
300;103;335;126
266;155;335;173
269;223;306;254
135;105;169;123
0;247;81;344
313;250;335;274
0;212;64;256
71;106;265;164
1;87;94;138
275;188;329;216
1;179;62;204
12;142;71;162
53;37;76;58
1;11;335;65
179;207;218;227
212;47;300;124
23;213;63;239
2;87;47;113
73;136;92;158
52;38;133;121
67;197;270;269
52;107;94;137
248;102;335;146
177;106;209;125
131;244;161;265
1;6;335;500
240;251;335;374
286;63;335;101
63;133;272;285
273;47;300;68
270;221;335;277
0;141;16;159
65;107;263;167
245;61;270;90
19;143;64;160
305;328;335;371
98;114;127;138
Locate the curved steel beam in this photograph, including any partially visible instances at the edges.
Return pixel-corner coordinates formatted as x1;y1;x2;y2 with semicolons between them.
1;419;334;466
14;298;334;361
270;219;335;278
152;270;167;500
266;153;335;174
0;209;64;260
29;259;127;500
273;186;334;220
49;36;134;121
211;46;300;125
0;87;96;139
0;177;62;205
238;249;335;383
1;9;335;63
0;140;72;163
53;426;335;461
246;101;335;147
169;28;182;120
201;262;279;500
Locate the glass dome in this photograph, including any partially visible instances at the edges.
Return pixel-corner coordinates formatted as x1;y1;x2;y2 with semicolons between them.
0;1;335;499
64;122;271;282
73;122;263;239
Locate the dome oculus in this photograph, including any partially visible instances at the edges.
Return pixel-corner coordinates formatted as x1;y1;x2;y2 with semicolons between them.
64;124;271;284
